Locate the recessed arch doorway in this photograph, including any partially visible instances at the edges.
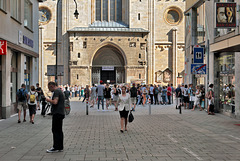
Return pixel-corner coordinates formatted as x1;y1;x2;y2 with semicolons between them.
92;45;126;84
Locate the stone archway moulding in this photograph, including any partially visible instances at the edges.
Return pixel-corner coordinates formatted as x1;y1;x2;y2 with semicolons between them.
90;42;127;66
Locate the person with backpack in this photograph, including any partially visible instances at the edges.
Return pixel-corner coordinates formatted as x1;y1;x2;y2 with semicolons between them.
16;84;28;123
27;86;38;124
130;83;137;111
175;84;182;109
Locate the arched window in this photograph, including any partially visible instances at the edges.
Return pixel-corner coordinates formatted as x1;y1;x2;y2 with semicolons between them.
95;0;122;22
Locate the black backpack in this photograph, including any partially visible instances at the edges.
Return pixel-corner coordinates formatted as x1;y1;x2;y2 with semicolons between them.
17;89;26;102
130;87;137;97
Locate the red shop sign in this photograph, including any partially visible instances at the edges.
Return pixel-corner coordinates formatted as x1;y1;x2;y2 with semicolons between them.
0;40;7;55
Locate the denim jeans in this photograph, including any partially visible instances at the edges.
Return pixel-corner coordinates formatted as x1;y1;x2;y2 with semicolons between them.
98;96;104;110
137;95;141;105
72;92;75;98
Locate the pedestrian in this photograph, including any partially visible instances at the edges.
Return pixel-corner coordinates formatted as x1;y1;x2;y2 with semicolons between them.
16;84;28;123
167;84;172;104
130;83;137;111
46;82;65;153
149;84;154;104
104;84;111;109
71;86;75;98
36;83;43;110
113;84;119;111
207;84;215;115
183;85;189;109
161;86;167;105
27;85;38;124
142;85;147;106
97;80;105;110
74;85;78;97
154;85;159;105
188;84;194;109
82;85;90;103
158;85;162;104
90;84;97;107
117;86;131;133
171;84;174;104
175;84;182;109
192;85;203;111
136;86;141;106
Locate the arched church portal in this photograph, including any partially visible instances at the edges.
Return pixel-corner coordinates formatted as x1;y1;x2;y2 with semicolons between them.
92;45;126;84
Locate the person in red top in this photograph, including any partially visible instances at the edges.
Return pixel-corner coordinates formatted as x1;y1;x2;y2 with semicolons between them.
167;84;172;104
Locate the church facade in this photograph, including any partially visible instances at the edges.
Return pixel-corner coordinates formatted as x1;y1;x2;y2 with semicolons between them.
39;0;185;89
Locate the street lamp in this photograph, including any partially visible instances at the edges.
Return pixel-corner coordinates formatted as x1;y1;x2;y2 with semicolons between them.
55;0;79;84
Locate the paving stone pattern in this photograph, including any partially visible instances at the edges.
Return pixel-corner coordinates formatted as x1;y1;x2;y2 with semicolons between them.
0;98;240;161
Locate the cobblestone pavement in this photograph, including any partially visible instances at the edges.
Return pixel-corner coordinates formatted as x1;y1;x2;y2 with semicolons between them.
0;97;240;161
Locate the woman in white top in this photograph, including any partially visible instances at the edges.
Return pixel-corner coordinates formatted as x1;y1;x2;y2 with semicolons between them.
117;86;131;133
192;85;203;111
27;85;38;124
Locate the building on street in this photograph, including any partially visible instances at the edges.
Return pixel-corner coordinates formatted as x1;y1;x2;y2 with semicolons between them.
185;0;240;118
39;0;185;91
0;0;41;119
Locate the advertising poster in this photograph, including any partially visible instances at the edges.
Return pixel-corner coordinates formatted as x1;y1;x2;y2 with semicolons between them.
216;2;236;28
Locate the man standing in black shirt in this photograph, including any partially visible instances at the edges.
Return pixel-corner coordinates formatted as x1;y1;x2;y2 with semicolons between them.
130;83;137;111
46;82;65;153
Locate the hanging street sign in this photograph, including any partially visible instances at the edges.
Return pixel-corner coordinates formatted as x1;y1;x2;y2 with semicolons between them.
191;64;207;74
193;47;204;64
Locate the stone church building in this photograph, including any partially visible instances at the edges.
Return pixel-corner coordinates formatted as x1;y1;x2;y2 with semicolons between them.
39;0;185;89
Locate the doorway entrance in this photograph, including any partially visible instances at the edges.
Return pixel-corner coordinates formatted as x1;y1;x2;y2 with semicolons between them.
92;45;126;84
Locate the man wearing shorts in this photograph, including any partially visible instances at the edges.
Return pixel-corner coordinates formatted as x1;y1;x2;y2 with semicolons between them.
16;84;28;123
130;83;137;111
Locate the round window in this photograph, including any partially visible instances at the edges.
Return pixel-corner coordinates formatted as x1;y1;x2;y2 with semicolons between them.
167;10;180;23
164;7;183;25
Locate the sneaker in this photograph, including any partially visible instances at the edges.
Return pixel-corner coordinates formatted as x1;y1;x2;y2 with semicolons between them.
46;148;62;153
18;120;21;123
23;119;26;122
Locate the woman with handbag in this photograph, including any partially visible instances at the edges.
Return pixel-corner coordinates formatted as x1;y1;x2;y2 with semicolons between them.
117;86;131;133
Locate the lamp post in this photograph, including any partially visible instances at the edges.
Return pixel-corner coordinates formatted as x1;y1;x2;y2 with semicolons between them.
55;0;79;84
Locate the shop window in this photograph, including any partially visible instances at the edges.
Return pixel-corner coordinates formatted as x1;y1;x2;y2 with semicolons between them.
0;0;6;11
10;0;21;22
24;0;33;30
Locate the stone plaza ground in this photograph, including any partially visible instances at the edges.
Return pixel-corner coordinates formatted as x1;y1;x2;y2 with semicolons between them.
0;98;240;161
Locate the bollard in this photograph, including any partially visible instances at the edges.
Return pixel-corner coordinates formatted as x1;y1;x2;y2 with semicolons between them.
149;98;151;115
86;99;89;115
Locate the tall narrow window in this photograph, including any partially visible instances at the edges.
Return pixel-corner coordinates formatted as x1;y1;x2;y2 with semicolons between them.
103;0;108;21
11;0;21;21
78;53;80;58
24;0;33;29
95;0;122;22
110;0;115;21
77;74;79;80
96;0;101;21
139;53;141;59
117;0;122;22
139;74;141;79
138;13;141;20
0;0;6;11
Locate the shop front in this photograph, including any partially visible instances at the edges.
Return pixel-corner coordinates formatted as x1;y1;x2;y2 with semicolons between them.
215;52;235;116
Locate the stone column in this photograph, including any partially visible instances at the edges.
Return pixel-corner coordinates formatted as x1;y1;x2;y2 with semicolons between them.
172;28;177;87
235;52;240;119
2;48;12;119
39;26;43;87
17;53;25;88
89;66;92;86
